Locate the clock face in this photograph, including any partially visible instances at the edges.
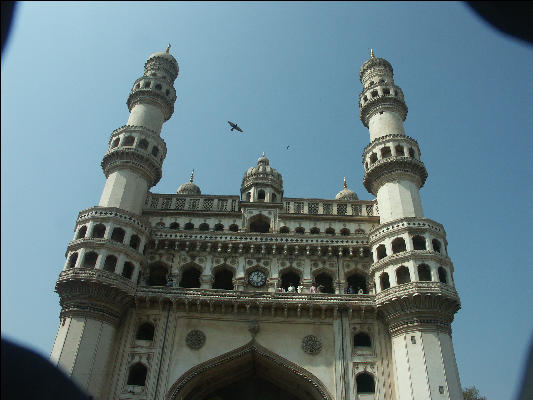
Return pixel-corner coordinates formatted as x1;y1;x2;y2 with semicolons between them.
248;271;267;287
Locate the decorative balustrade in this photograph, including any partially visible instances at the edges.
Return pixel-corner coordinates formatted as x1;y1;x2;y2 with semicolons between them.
282;199;377;217
375;281;459;304
144;193;240;212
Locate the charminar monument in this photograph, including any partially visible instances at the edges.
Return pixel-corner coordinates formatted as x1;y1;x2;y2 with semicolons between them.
50;47;464;400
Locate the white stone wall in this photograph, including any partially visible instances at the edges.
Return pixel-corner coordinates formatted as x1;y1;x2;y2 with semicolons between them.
376;178;424;224
99;169;150;215
368;111;405;141
127;103;165;134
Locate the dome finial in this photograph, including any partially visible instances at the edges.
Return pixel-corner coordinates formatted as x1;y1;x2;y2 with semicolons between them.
190;169;194;183
370;49;375;59
166;43;171;53
344;177;347;188
262;151;265;157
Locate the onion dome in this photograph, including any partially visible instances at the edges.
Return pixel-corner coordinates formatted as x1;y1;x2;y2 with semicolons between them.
145;44;179;81
241;152;283;193
177;170;201;195
359;49;393;81
335;177;358;200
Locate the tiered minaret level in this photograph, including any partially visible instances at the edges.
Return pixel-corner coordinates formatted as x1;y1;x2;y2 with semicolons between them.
51;48;179;399
360;51;463;399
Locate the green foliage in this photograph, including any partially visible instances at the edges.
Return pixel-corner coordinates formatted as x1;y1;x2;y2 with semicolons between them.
463;386;487;400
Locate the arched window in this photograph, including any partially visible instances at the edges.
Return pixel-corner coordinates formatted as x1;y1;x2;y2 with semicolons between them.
76;226;87;239
280;270;300;291
111;227;125;243
169;222;179;230
396;266;411;284
151;146;159;157
68;253;78;269
392;237;406;253
438;267;447;283
412;235;427;250
249;214;270;233
376;244;387;260
409;147;415;158
310;227;320;235
418;264;432;281
123;136;135;146
279;226;289;234
315;273;334;293
213;268;234;290
198;223;209;231
127;363;147;386
122;262;134;279
103;255;117;272
354;332;372;347
295;227;305;234
130;235;140;250
257;190;265;201
380;272;390;290
184;222;194;230
380;146;392;158
111;138;120;148
148;263;168;286
370;153;378;164
229;224;239;232
180;266;201;288
92;224;106;238
325;227;335;235
340;228;350;236
136;323;154;341
356;373;375;394
347;273;367;294
83;251;98;268
214;223;224;231
395;145;405;156
432;239;442;253
138;139;149;150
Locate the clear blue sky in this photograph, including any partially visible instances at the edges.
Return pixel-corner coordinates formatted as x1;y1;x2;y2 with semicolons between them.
2;2;532;399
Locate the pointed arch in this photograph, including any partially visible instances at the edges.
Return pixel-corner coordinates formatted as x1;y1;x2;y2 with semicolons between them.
179;262;203;288
166;341;333;400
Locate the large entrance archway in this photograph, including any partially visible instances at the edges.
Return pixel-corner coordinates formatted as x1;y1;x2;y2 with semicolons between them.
166;341;332;400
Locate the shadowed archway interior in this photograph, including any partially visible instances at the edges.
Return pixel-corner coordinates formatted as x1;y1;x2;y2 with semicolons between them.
167;341;332;400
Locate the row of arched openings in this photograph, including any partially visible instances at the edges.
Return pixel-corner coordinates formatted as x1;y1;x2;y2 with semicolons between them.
148;264;369;295
110;135;161;158
279;226;353;236
366;145;416;170
376;235;442;261
76;224;142;251
67;251;135;279
166;222;239;232
379;264;448;291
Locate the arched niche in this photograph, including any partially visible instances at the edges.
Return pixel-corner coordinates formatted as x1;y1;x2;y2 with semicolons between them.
248;214;270;233
166;341;332;400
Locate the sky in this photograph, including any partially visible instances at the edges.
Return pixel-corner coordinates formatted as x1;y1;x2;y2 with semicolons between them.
1;2;532;399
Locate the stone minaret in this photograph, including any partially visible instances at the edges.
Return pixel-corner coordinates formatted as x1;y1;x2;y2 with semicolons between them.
359;51;463;399
50;48;178;398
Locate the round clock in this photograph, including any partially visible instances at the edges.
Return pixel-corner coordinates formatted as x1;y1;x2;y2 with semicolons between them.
248;270;267;287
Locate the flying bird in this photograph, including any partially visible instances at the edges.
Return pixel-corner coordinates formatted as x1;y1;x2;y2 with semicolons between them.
227;121;243;133
286;145;290;150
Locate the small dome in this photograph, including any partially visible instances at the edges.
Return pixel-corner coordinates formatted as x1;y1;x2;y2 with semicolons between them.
360;51;393;81
241;153;283;193
177;171;201;195
335;178;358;200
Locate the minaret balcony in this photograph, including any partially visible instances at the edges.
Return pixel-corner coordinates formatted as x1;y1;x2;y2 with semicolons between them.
66;237;146;264
363;156;428;195
127;77;176;121
101;146;164;187
77;206;152;235
55;268;136;325
360;94;407;128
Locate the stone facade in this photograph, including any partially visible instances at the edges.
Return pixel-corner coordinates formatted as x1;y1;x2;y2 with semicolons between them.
50;49;463;400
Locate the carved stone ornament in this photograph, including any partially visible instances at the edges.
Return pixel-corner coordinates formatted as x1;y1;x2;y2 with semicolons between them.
185;330;206;350
302;335;322;355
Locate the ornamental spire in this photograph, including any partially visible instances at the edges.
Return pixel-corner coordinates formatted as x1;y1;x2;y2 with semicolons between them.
344;177;347;188
166;43;171;53
370;49;375;59
190;169;194;183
